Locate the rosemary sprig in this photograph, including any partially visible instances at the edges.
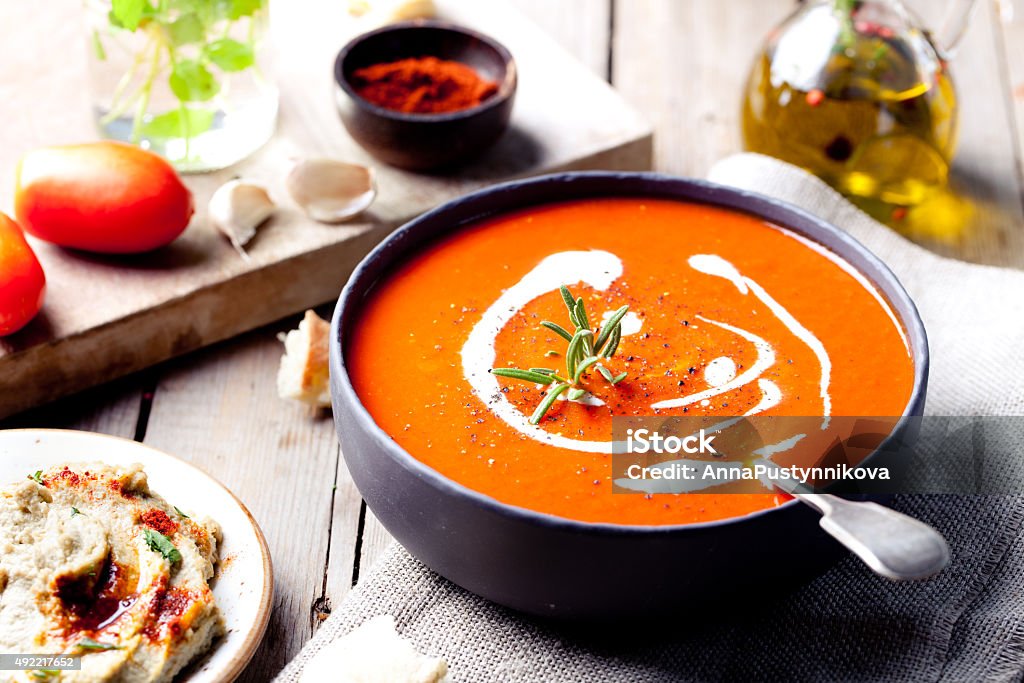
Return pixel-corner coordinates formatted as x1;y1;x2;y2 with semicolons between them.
491;285;629;425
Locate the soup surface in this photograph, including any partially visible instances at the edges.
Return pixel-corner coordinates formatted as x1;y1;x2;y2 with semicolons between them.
348;198;915;525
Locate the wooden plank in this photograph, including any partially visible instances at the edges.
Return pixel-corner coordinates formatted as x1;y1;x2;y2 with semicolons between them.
0;0;652;419
0;376;144;439
320;449;370;619
995;0;1024;237
932;0;1024;267
138;317;342;682
356;506;397;580
509;0;611;78
612;0;793;176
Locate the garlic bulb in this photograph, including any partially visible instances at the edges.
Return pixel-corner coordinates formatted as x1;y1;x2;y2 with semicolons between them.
286;159;376;224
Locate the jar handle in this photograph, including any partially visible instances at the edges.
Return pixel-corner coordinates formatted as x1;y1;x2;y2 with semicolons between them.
933;0;979;57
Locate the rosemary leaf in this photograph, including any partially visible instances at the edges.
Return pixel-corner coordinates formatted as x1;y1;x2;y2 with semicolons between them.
567;388;586;401
492;368;555;385
596;364;615;383
540;320;573;342
579;329;594;357
529;367;557;375
559;285;578;319
574;298;590;331
602;325;622;358
544;350;559;357
611;372;628;385
594;305;629;352
574;355;600;382
566;329;587;377
530;383;569;424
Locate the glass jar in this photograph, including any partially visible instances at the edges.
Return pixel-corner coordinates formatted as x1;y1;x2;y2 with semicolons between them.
84;0;278;173
741;0;976;207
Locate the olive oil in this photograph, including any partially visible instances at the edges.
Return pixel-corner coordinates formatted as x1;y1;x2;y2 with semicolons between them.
742;1;958;206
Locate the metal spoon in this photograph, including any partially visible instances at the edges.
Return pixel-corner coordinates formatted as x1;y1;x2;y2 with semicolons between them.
793;492;950;580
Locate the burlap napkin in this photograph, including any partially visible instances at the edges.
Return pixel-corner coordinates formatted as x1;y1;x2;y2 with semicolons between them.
276;154;1024;682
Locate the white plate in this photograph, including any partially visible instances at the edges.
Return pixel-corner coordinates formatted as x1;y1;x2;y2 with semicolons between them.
0;429;273;683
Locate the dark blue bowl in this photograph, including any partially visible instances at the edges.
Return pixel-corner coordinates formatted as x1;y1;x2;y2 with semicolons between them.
329;172;929;620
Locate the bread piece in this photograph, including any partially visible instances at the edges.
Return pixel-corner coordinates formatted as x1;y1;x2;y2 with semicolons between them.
301;615;449;683
277;310;331;408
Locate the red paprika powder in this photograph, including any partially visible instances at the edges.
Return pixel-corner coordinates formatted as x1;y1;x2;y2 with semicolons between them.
352;56;499;114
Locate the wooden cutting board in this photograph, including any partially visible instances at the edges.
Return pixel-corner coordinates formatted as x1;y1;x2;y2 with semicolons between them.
0;0;652;419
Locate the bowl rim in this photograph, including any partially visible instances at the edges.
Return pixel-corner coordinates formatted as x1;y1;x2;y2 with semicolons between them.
329;171;930;536
333;19;518;122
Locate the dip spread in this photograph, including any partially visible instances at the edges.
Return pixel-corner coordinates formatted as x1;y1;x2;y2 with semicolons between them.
0;463;222;682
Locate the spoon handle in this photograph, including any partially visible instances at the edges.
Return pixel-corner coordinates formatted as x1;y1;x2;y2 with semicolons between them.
793;493;951;581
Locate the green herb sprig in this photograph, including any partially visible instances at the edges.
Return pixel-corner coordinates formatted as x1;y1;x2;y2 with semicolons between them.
492;285;629;425
143;528;182;564
99;0;265;153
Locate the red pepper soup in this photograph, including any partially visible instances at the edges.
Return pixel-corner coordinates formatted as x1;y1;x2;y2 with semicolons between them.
347;198;914;525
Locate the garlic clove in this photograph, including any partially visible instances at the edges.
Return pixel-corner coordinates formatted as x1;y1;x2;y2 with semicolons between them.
385;0;436;22
209;179;276;260
286;159;376;224
347;0;436;24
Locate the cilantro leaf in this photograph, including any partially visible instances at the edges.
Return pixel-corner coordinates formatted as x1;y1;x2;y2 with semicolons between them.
229;0;263;19
143;528;182;563
28;470;44;485
169;60;219;102
141;108;214;139
111;0;146;31
168;13;204;46
205;38;254;72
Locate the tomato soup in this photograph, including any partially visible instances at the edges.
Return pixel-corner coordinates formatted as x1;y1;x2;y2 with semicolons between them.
347;198;915;525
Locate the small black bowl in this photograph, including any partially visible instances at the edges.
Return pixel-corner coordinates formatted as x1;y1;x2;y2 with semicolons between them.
329;172;930;620
333;21;517;171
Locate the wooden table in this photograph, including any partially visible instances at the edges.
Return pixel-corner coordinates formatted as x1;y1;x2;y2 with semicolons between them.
5;1;1024;680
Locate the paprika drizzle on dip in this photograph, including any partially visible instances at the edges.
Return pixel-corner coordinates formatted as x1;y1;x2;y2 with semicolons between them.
348;198;915;526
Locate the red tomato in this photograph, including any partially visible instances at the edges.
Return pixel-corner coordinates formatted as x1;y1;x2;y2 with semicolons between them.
14;142;194;254
0;213;46;336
